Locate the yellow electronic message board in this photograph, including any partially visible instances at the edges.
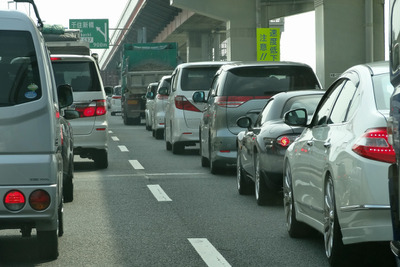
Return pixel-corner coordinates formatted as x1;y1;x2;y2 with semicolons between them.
257;28;280;61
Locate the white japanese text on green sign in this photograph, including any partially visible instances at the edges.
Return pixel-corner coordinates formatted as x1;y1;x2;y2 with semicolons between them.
69;19;109;49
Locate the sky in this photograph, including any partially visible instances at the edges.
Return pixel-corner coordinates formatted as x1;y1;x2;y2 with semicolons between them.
0;0;389;71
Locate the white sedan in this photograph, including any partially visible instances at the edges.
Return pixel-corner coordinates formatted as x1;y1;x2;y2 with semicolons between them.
283;61;395;266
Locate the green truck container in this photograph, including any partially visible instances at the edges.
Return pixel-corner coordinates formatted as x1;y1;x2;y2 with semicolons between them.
121;42;178;125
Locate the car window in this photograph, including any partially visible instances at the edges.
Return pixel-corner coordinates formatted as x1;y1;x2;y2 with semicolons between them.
222;66;321;96
180;67;221;91
312;79;345;126
114;86;122;95
373;73;394;111
52;61;101;92
329;80;357;124
0;30;42;106
281;95;322;119
258;99;274;125
207;74;220;103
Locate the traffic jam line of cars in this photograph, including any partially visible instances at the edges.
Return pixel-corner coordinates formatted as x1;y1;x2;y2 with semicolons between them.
108;131;232;266
140;59;397;266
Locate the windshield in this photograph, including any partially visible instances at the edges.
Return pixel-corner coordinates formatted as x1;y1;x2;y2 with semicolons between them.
52;61;101;92
0;30;41;106
223;66;321;96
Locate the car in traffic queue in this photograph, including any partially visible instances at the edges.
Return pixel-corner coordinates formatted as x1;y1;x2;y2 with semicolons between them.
110;85;122;116
236;90;324;205
145;82;159;130
193;62;322;174
51;54;109;169
283;61;394;266
152;75;171;139
164;61;228;154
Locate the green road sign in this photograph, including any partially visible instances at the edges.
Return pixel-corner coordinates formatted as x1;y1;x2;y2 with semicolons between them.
69;19;109;49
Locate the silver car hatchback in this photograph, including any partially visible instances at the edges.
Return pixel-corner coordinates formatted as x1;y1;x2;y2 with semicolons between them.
193;62;322;174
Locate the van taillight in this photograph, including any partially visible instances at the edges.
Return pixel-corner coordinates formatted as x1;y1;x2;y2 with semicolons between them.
4;190;25;211
352;128;396;163
215;96;270;108
175;95;200;112
50;57;62;61
75;100;107;117
29;190;50;211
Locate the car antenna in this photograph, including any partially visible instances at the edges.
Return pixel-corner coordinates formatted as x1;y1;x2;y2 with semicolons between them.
13;0;44;30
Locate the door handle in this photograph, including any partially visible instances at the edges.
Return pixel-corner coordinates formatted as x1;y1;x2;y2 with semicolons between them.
307;140;313;146
324;142;331;148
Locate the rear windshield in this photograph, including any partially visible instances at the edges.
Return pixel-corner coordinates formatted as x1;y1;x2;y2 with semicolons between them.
180;66;221;91
373;73;394;111
0;30;41;106
222;66;321;96
52;61;101;92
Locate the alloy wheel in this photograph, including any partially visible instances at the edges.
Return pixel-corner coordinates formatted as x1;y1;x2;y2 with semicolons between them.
324;176;335;258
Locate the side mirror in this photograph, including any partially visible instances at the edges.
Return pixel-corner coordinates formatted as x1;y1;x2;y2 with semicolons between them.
146;92;154;99
57;84;73;108
63;110;80;120
237;116;252;129
104;86;113;96
192;91;206;103
284;108;307;126
158;87;169;96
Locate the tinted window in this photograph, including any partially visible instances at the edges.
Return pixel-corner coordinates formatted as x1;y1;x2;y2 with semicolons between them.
281;95;322;118
180;67;221;91
373;73;394;110
0;30;41;106
329;80;357;124
222;66;321;96
312;80;344;126
52;61;101;92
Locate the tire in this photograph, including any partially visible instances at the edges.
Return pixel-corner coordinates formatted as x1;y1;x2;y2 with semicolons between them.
172;142;184;154
94;149;108;169
37;230;58;260
155;129;164;140
63;160;74;203
132;117;141;125
166;141;172;151
209;141;220;174
237;153;252;195
200;138;210;167
255;153;274;205
283;162;310;238
324;174;345;266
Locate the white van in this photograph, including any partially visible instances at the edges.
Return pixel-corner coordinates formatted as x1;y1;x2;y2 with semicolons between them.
0;10;73;259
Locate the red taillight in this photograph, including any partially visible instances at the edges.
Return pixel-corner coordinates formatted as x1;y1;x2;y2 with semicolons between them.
50;57;62;61
278;136;291;147
4;190;25;211
175;95;201;112
352;127;396;163
112;95;121;99
76;100;107;117
215;96;270;108
29;190;50;211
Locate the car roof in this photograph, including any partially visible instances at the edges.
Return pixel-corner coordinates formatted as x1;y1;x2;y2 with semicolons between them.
363;61;389;76
217;61;313;72
50;54;97;62
176;61;229;69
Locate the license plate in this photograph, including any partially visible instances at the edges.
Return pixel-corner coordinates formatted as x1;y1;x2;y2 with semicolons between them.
128;100;138;105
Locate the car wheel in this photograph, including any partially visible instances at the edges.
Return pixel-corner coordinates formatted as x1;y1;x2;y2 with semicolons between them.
237;153;252;195
155;129;164;140
255;153;274;205
283;162;310;238
199;138;210;167
111;111;115;116
37;230;58;260
209;141;220;174
132;117;141;125
63;161;74;203
166;141;172;151
172;142;184;154
324;174;345;266
58;200;64;237
94;149;108;169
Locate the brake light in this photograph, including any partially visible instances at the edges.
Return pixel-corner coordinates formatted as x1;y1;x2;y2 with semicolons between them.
215;96;270;108
75;100;107;117
278;136;291;147
50;57;62;61
175;95;201;112
4;190;25;211
29;190;50;211
352;127;396;163
112;95;121;99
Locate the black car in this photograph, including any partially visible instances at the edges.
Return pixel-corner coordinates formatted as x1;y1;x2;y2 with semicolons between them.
236;90;324;205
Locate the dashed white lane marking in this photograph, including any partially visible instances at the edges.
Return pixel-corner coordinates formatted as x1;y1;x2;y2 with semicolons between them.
147;184;172;201
108;130;113;134
129;160;144;170
118;145;129;152
111;136;119;141
188;238;231;267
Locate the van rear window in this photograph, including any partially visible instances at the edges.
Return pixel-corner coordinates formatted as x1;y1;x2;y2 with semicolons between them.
0;31;41;106
180;67;221;91
52;61;101;92
223;66;321;96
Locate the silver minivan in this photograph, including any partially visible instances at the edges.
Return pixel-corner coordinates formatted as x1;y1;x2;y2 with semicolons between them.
193;62;322;174
0;10;74;259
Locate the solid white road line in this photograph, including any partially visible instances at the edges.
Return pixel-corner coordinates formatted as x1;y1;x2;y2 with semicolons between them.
188;238;231;267
111;136;120;141
147;184;172;201
129;160;144;169
118;145;129;152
